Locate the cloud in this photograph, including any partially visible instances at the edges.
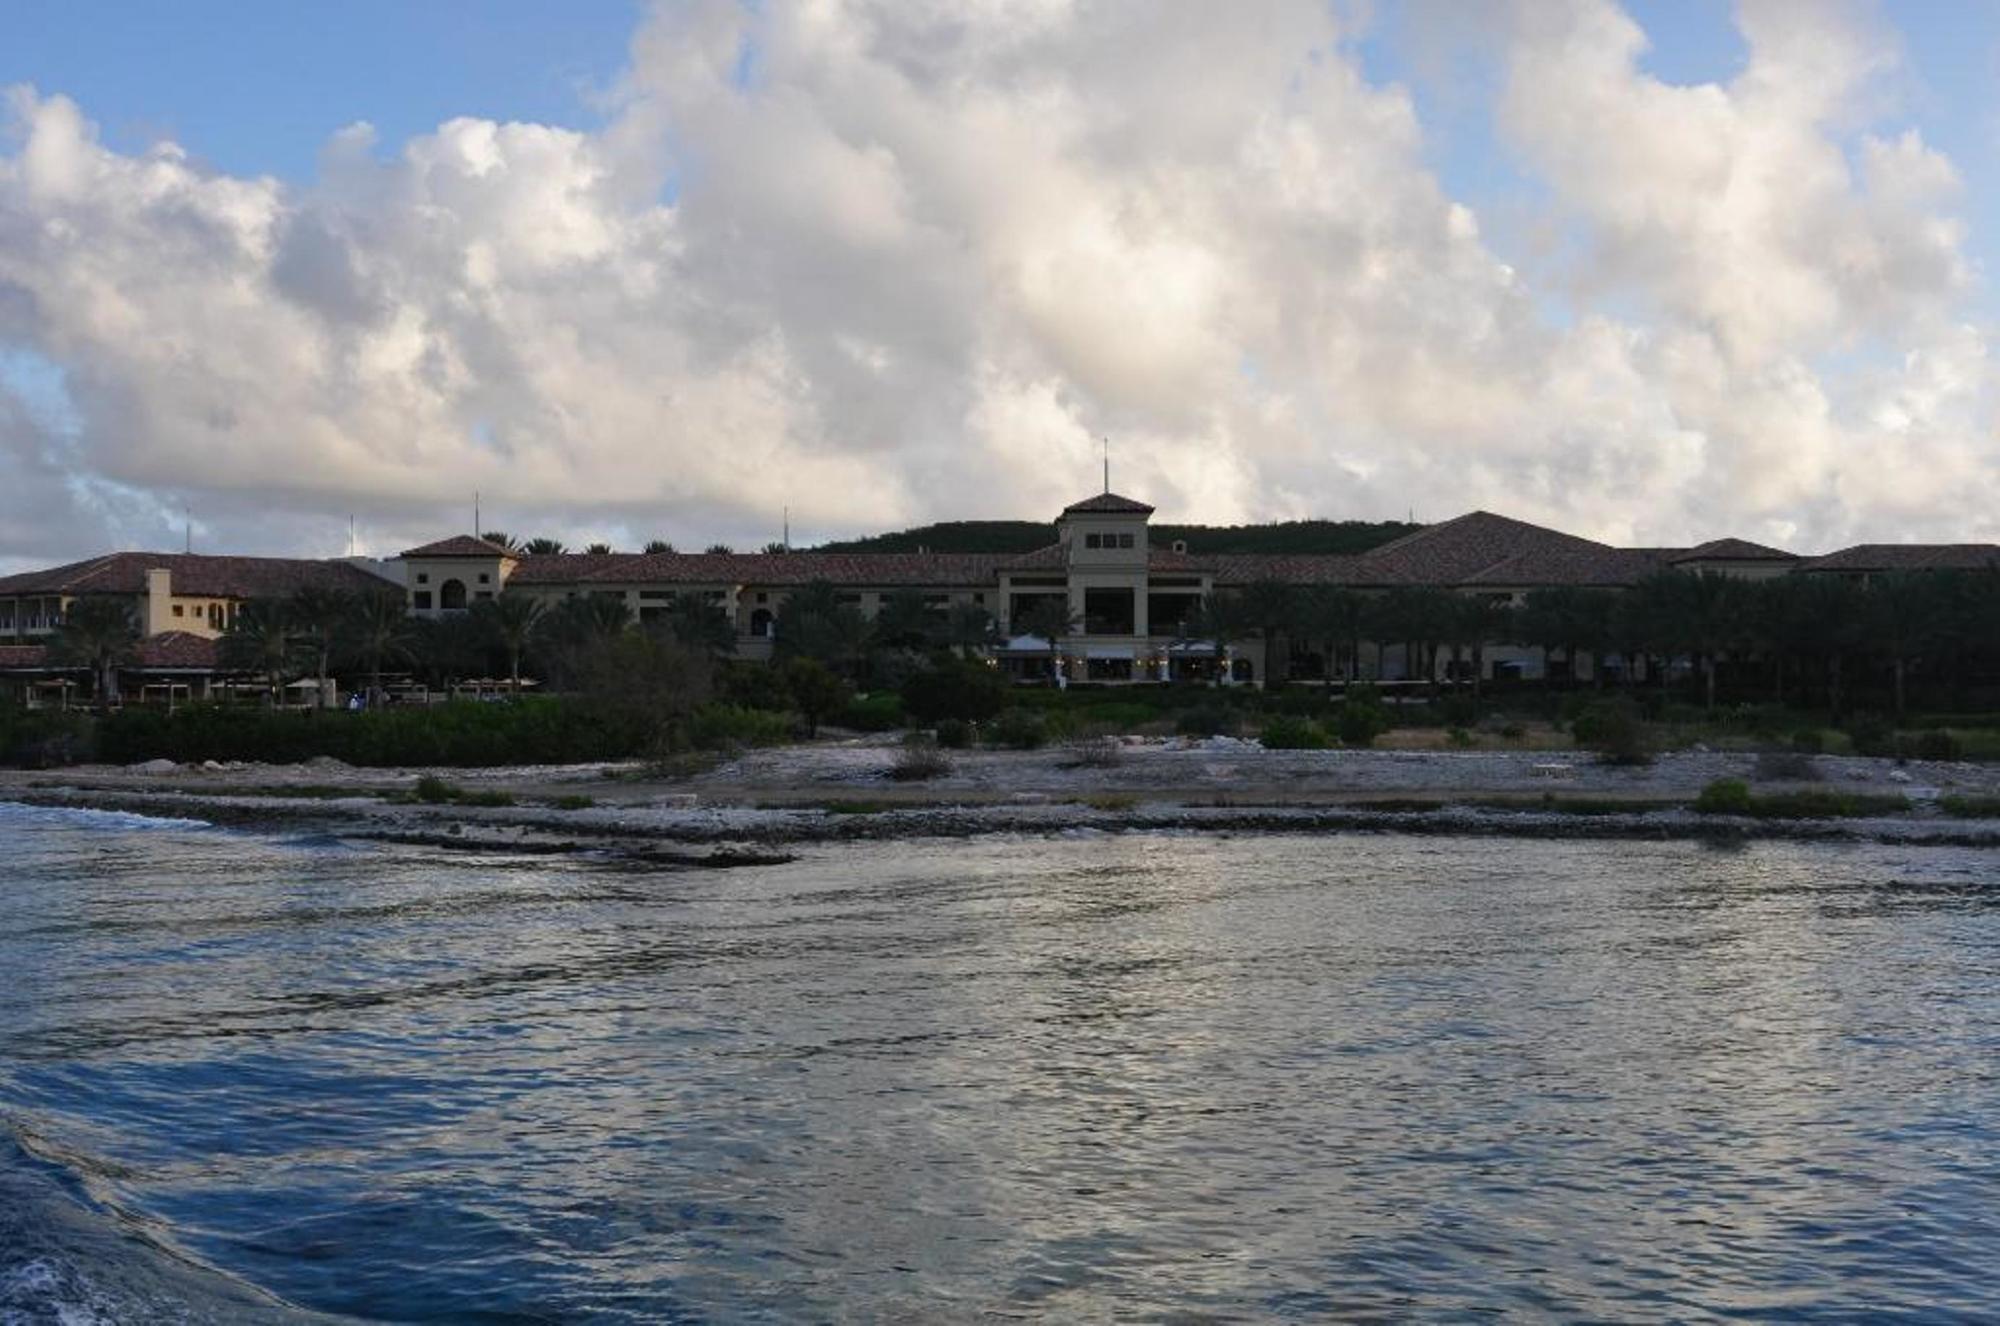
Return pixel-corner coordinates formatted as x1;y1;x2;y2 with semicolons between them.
0;0;1994;567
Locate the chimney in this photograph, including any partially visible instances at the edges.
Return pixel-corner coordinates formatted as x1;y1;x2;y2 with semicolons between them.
144;567;173;637
1172;539;1188;555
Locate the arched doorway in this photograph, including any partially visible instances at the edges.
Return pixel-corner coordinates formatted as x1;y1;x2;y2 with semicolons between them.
750;608;773;637
440;578;468;611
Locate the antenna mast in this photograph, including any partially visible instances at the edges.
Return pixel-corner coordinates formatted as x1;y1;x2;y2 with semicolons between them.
1102;437;1110;494
783;505;790;552
474;490;481;538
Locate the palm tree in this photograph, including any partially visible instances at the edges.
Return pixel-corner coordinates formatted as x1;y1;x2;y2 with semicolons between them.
480;531;520;552
1176;592;1252;686
347;591;419;704
704;542;734;555
48;598;138;711
872;588;939;651
522;537;567;555
773;580;870;678
221;600;300;706
585;542;613;555
642;539;675;555
471;594;548;693
662;594;738;658
1234;580;1298;686
1296;586;1368;683
1866;572;1947;719
286;586;352;705
762;541;790;554
1012;597;1079;686
943;600;997;660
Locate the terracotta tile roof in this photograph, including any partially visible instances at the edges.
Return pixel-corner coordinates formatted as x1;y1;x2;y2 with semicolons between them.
1209;554;1367;586
1061;492;1154;516
1668;538;1799;563
135;631;220;669
0;632;218;672
0;553;392;600
508;550;1010;589
399;535;518;558
1332;511;1652;587
1796;544;2000;573
0;644;48;670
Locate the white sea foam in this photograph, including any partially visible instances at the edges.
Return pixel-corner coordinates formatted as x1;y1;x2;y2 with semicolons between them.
0;802;209;833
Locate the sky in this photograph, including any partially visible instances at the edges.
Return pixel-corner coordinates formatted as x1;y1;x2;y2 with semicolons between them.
3;0;1999;568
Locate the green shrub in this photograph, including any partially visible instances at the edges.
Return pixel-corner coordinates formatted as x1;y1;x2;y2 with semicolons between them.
1790;727;1826;755
1754;751;1819;781
1175;703;1238;738
413;774;459;804
1438;695;1480;727
1573;701;1653;766
933;717;972;749
1076;701;1157;732
1334;696;1391;748
1694;778;1754;815
1696;778;1908;819
1940;795;2000;819
1895;729;1963;762
900;659;1009;723
458;789;515;808
1446;726;1476;749
689;703;793;751
839;692;905;732
986;709;1048;750
0;708;96;768
95;698;639;768
1259;715;1329;750
550;794;595;811
1846;715;1894;758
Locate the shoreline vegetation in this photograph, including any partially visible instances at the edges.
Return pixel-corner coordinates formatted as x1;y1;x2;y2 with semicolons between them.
10;675;2000;852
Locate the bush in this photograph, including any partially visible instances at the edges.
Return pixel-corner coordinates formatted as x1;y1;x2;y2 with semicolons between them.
689;703;794;751
838;692;905;733
781;658;856;737
1790;727;1825;755
97;699;640;768
1060;735;1124;768
1176;703;1238;738
413;774;458;804
933;717;972;749
0;708;96;767
551;794;595;811
1573;701;1653;767
901;659;1009;724
1260;715;1329;750
888;735;954;781
1940;795;2000;819
1694;778;1755;815
986;709;1048;750
1846;715;1894;758
1754;751;1820;781
1446;726;1476;749
1334;697;1391;748
1895;729;1963;762
1438;694;1480;727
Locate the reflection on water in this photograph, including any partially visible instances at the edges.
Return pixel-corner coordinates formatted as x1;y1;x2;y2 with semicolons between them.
3;802;1999;1320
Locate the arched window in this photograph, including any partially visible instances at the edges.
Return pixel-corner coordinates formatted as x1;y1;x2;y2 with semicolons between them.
1231;657;1255;683
750;608;773;638
440;578;468;611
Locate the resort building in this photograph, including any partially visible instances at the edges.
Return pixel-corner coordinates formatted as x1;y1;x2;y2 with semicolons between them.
4;489;1997;702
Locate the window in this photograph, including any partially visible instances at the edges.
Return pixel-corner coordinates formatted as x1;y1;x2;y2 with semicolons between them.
416;573;429;585
1117;533;1135;549
478;573;490;584
412;591;433;610
1084;533;1102;549
440;579;468;610
973;593;985;605
756;592;768;603
172;605;184;617
207;603;224;630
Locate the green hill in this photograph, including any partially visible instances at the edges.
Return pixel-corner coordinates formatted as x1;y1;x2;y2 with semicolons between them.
811;518;1418;556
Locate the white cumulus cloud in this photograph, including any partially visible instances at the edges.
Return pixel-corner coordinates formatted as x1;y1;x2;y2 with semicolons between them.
0;0;1994;569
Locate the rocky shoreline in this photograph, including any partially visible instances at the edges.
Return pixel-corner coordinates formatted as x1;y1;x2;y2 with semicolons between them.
7;735;2000;857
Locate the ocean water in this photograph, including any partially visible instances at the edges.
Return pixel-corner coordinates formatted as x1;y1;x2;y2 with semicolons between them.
2;801;1999;1322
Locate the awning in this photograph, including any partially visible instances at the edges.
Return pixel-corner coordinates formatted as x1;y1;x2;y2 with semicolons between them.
1165;641;1218;654
1085;645;1135;660
997;634;1056;653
